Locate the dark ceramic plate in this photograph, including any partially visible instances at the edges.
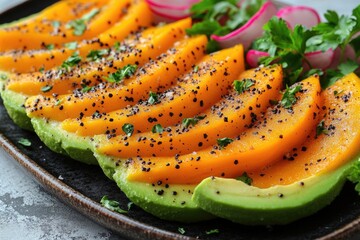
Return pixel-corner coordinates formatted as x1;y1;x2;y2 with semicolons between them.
1;1;360;239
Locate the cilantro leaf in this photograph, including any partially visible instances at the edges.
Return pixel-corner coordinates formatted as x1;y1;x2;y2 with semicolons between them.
217;137;233;148
236;172;253;185
45;44;54;50
81;84;94;93
105;64;137;83
233;79;255;94
280;85;302;109
66;8;99;36
148;91;159;105
60;52;82;72
152;124;164;134
18;138;31;147
86;49;109;61
122;123;134;137
100;196;127;214
316;119;328;137
41;85;53;93
182;115;206;128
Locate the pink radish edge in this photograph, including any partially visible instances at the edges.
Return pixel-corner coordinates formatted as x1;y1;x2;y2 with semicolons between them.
304;49;335;70
150;7;190;21
211;1;277;49
276;6;320;29
145;0;198;11
246;50;269;68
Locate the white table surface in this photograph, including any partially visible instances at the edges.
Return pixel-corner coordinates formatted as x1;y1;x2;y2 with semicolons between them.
1;1;360;240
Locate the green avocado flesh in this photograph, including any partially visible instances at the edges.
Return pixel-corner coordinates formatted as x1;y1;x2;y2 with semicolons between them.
95;152;214;222
1;88;33;131
31;117;97;165
192;163;352;225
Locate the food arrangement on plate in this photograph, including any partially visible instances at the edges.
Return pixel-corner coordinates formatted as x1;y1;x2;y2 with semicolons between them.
1;0;360;235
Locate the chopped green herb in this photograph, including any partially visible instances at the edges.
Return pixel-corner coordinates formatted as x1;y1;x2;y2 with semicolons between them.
152;124;164;134
236;172;253;185
39;67;45;73
217;137;233;148
0;73;7;80
280;85;302;109
333;90;344;96
182;115;206;128
52;21;60;29
178;227;186;235
18;138;31;147
60;52;82;72
205;229;220;235
194;65;199;73
105;64;137;83
86;49;109;61
316;120;328;137
122;123;134;137
45;44;54;50
347;160;360;194
41;85;53;93
233;78;255;94
100;196;127;214
127;202;134;211
64;41;78;50
81;84;94;93
92;111;101;118
66;8;99;36
55;100;62;106
148;91;159;105
114;41;127;52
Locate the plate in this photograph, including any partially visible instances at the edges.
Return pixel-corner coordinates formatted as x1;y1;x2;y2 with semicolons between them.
1;1;360;239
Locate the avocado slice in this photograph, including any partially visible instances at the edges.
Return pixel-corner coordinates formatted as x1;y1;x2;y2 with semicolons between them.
1;88;33;131
95;152;214;222
192;162;354;225
31;117;97;165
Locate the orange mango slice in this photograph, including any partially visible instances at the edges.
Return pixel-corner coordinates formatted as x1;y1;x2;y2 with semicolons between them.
250;73;360;188
0;1;152;73
0;0;129;51
7;18;191;95
25;35;208;120
125;74;322;184
61;44;245;136
97;65;283;157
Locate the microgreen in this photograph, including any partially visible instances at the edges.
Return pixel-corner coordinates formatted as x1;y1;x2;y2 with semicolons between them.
152;124;164;134
217;137;233;148
182;115;206;128
280;85;302;109
233;79;255;94
105;64;137;83
100;196;128;214
18;138;31;147
236;172;253;185
122;123;134;137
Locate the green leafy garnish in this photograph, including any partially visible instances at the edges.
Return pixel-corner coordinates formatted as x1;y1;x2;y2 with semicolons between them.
45;44;54;50
86;49;109;61
206;229;220;235
187;0;265;52
114;42;127;52
64;41;78;50
105;64;137;83
280;85;302;109
178;227;186;235
182;115;206;128
66;8;100;36
236;172;253;185
217;137;233;148
0;73;7;80
233;79;255;94
347;160;360;194
316;119;328;137
18;138;31;147
81;84;94;93
148;91;159;105
60;52;82;72
122;123;134;137
41;85;53;93
152;124;164;134
127;202;134;211
100;196;127;214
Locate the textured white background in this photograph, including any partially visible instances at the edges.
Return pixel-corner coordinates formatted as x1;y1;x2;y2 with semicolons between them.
0;0;360;240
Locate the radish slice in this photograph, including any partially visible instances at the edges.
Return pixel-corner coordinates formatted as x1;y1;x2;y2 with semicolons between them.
304;49;335;70
328;45;357;69
246;50;269;68
211;1;277;50
276;6;320;29
145;0;200;22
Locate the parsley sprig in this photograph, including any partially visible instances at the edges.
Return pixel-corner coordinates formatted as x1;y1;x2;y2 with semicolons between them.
66;8;100;36
105;64;137;83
